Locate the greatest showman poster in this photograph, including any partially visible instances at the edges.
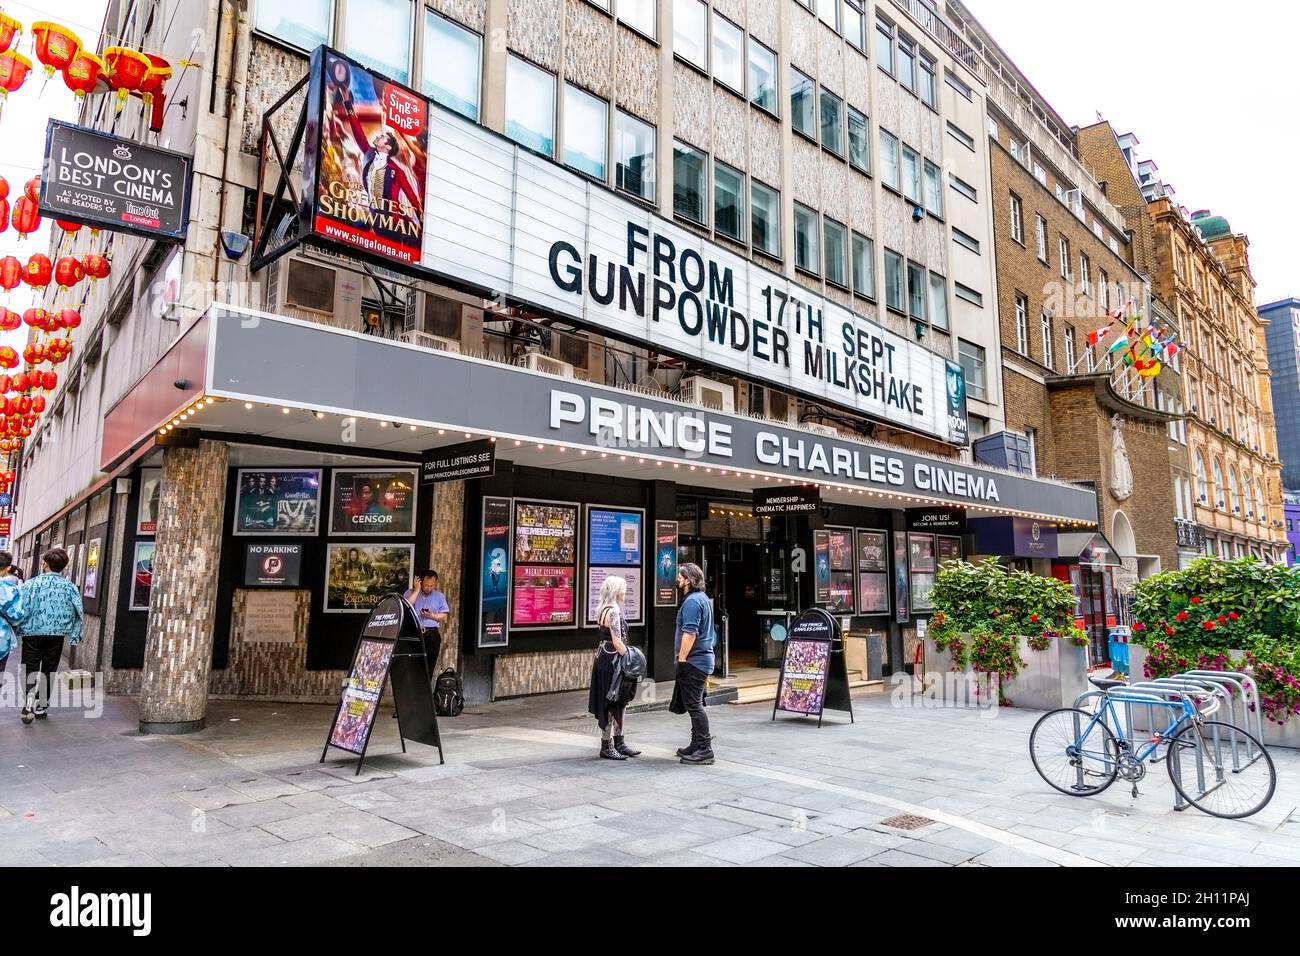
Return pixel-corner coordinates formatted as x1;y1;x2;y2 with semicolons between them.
311;50;427;266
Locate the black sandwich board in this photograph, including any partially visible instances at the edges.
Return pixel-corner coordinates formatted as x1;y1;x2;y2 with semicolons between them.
321;592;445;774
772;606;854;727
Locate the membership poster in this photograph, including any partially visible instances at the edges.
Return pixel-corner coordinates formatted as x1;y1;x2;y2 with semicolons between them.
511;500;578;628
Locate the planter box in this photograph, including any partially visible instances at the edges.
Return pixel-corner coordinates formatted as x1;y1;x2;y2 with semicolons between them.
923;635;1089;711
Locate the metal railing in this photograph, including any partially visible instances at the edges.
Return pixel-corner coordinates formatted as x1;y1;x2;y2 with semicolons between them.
1175;518;1205;550
889;0;982;79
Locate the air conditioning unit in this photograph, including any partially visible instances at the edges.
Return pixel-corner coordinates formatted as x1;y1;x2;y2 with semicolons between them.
263;251;362;328
400;329;461;353
679;376;735;413
521;351;578;379
804;422;840;438
755;388;798;425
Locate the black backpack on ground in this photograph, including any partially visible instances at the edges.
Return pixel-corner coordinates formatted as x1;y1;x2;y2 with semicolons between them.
434;668;465;717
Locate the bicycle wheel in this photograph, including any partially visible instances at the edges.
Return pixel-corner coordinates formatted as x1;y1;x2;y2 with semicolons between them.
1166;720;1276;819
1030;707;1120;797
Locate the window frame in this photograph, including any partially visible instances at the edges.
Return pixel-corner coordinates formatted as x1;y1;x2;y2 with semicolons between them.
711;9;745;94
954;283;983;307
950;175;977;203
672;0;709;71
422;9;483;122
713;158;746;242
794;203;821;276
952;227;980;255
1058;235;1071;280
958;339;987;401
896;33;916;92
751;179;781;258
875;14;894;75
847;106;870;173
614;109;657;203
928;271;948;331
672;139;709;226
344;0;415;84
879;128;901;192
851;231;876;299
562;82;610;180
823;217;849;289
906;259;927;323
748;37;779;115
505;54;558;159
923;160;942;217
820;87;845;156
901;144;921;203
1014;292;1029;355
918;53;937;108
790;67;817;140
1040;310;1054;370
1064;324;1076;371
883;248;905;313
1009;192;1024;244
616;0;657;40
254;0;333;52
1035;215;1048;262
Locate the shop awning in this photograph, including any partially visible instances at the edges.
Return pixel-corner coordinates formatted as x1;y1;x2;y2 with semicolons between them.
1058;531;1124;568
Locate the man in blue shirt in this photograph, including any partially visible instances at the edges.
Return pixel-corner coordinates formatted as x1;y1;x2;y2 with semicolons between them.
673;562;716;765
404;569;450;672
18;547;83;724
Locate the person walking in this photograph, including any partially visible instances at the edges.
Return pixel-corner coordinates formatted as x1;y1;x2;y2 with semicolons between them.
0;551;25;677
587;574;640;760
18;548;83;725
672;562;717;765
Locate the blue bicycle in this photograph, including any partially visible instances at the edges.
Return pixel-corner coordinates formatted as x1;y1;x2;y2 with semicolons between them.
1029;678;1276;819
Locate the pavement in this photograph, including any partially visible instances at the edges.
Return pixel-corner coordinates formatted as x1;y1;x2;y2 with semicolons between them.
2;675;1299;867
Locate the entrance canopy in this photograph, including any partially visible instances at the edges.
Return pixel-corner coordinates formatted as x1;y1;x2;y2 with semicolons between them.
1058;530;1125;569
103;305;1100;525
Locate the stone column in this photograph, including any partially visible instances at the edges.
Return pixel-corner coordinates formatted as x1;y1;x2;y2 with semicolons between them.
427;479;466;676
138;440;229;734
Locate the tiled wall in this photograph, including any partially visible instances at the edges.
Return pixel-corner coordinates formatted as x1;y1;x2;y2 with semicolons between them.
494;647;592;697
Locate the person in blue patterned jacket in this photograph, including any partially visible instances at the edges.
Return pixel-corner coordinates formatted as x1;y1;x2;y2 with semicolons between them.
0;550;25;676
18;547;83;724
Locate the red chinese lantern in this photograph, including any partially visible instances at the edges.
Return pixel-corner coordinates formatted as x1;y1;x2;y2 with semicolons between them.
16;396;30;415
0;311;16;333
58;308;81;329
0;348;18;371
138;54;171;105
31;22;80;79
0;50;31;102
103;47;149;111
0;374;9;393
21;254;51;288
21;307;46;329
0;197;8;232
62;49;101;99
9;372;27;392
0;256;21;290
54;255;84;288
23;176;39;204
81;253;110;281
11;196;40;239
0;175;7;201
0;14;21;55
55;219;81;234
31;394;44;413
23;343;45;366
40;370;56;390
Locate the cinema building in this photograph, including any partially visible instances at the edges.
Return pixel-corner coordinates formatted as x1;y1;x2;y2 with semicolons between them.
12;0;1097;731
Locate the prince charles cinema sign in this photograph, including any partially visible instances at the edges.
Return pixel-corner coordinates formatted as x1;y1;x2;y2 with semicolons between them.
297;48;968;448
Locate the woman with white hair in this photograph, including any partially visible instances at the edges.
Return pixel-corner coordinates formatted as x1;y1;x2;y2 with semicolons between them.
587;574;640;760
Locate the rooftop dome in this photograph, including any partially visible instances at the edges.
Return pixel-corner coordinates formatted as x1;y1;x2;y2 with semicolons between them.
1190;208;1231;240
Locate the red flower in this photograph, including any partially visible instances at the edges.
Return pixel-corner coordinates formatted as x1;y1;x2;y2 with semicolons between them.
1203;621;1216;630
1229;612;1239;620
1165;626;1175;636
1133;621;1144;631
1191;596;1202;604
1030;614;1039;623
1217;615;1227;624
1176;610;1189;622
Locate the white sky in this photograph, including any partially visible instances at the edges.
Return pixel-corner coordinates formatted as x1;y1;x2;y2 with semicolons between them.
0;0;103;354
966;0;1300;308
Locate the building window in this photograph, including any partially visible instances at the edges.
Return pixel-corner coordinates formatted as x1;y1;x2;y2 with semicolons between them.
1079;253;1090;289
879;129;900;190
506;56;556;157
1195;450;1208;503
951;175;977;202
1100;269;1109;310
988;117;1000;141
1009;193;1023;243
1058;236;1071;279
751;181;780;257
907;260;926;322
714;160;745;241
851;232;875;298
423;11;482;121
794;203;820;274
952;228;980;254
947;122;975;152
791;68;816;138
748;39;778;113
1212;458;1226;508
673;0;708;69
617;0;657;39
1033;163;1046;186
897;34;915;91
255;0;331;49
817;0;839;30
673;141;707;224
923;161;942;217
884;248;904;312
954;283;983;307
820;89;844;155
843;1;865;49
346;0;413;83
945;68;972;100
958;339;986;400
824;218;848;287
562;84;609;179
928;272;948;330
712;11;744;91
1015;293;1029;355
901;145;921;203
847;108;870;173
615;111;656;201
1064;324;1076;370
1035;215;1048;262
875;15;894;74
919;54;937;108
1041;311;1054;369
1228;467;1241;513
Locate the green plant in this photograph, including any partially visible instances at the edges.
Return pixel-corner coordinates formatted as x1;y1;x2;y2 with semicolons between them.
928;559;1088;690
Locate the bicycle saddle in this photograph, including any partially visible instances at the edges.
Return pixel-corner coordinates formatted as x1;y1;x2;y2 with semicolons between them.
1088;675;1127;690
